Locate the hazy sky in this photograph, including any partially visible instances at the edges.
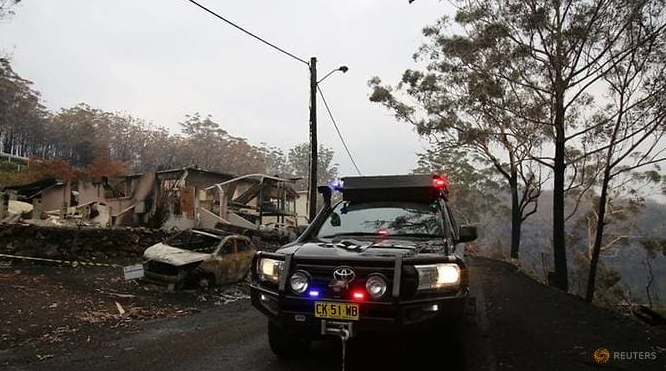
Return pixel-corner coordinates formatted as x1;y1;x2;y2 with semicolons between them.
0;0;455;177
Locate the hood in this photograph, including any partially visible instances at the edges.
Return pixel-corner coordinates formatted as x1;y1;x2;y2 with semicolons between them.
277;238;444;259
143;243;210;267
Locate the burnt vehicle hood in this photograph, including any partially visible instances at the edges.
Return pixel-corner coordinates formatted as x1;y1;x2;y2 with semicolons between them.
276;238;445;259
143;243;210;267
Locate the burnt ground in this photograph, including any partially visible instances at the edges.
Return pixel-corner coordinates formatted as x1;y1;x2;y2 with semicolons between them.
0;259;248;366
1;257;665;370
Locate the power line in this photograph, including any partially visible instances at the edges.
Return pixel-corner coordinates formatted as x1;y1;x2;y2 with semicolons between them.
317;85;362;176
185;0;309;66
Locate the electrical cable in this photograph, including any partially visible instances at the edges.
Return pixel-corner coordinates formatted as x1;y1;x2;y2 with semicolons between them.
186;0;309;66
317;85;363;176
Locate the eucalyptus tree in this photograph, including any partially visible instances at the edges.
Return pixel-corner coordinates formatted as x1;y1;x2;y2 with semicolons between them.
372;0;666;291
579;18;666;301
369;20;546;260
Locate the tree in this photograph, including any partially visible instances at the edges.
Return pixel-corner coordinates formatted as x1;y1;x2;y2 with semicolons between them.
179;113;266;175
286;143;338;191
413;146;506;224
640;237;666;307
9;158;78;185
86;148;129;181
572;14;666;300
0;59;48;158
369;23;546;260
0;0;19;20
373;0;666;291
260;145;292;177
49;104;111;166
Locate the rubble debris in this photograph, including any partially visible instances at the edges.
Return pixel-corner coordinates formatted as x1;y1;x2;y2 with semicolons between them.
115;302;126;316
142;228;256;290
8;200;33;216
214;286;250;305
94;289;135;299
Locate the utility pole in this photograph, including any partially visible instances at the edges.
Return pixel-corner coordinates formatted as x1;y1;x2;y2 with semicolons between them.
308;57;318;222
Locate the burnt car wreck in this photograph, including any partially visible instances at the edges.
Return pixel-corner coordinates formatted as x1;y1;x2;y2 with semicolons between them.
143;228;256;290
250;174;478;358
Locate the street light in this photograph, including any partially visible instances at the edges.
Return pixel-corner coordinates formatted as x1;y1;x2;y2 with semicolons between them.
318;66;349;84
308;60;348;222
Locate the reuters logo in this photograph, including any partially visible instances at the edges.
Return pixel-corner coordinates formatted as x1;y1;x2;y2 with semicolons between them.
594;348;611;364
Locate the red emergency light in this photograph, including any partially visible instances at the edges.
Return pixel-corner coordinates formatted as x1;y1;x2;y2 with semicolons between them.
352;290;365;301
432;175;449;189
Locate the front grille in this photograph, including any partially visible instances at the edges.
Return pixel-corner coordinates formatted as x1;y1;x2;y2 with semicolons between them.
293;262;395;302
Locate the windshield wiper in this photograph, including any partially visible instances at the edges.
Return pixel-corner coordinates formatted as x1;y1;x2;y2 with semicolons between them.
389;233;443;238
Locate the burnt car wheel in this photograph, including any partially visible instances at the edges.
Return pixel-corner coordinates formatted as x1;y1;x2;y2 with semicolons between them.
268;321;310;358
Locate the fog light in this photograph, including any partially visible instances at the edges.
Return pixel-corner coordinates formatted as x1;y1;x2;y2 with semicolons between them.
289;271;309;294
365;274;388;299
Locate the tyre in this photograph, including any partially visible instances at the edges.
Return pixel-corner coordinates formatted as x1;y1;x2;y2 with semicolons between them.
267;321;310;358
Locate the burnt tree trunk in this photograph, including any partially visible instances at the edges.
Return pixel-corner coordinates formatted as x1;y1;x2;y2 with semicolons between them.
510;170;521;259
552;95;569;291
585;170;610;302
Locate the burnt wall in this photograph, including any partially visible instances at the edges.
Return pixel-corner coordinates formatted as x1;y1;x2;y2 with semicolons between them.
0;225;174;261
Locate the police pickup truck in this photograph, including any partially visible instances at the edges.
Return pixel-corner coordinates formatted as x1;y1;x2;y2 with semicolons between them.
250;174;477;357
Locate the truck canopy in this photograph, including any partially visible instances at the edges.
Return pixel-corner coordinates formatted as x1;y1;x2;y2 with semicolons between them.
340;174;448;203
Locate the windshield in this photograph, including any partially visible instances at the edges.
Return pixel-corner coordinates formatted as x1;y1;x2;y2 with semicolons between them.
316;201;444;239
165;230;222;252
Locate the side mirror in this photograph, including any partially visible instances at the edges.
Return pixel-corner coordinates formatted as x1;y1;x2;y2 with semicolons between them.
458;225;477;243
330;212;341;227
296;224;309;236
317;186;332;206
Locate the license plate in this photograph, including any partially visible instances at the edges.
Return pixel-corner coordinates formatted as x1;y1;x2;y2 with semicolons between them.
314;301;359;321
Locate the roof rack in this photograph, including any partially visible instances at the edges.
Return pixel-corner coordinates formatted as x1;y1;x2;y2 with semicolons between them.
340;174;448;203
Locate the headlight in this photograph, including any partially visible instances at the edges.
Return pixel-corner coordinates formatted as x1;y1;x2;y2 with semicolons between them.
258;258;283;283
415;263;460;290
289;271;309;294
365;274;388;299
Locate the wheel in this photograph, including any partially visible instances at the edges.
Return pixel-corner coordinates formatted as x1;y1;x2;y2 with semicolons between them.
267;321;310;358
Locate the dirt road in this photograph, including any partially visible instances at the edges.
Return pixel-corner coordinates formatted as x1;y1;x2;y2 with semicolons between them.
2;258;664;370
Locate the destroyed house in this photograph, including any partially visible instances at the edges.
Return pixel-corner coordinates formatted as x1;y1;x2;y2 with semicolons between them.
1;167;301;232
114;168;301;231
3;178;117;217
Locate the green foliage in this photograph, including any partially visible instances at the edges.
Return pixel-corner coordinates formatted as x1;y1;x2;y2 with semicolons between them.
598;269;622;290
177;113;265;174
414;146;505;223
641;238;666;259
263;143;338;191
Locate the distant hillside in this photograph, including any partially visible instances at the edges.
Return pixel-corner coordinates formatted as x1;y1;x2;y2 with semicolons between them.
476;191;666;305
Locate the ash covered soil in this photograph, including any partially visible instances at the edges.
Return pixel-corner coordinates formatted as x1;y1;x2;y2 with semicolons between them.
0;260;249;366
